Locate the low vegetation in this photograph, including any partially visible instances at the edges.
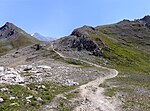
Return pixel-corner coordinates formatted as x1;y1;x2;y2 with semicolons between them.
93;25;150;110
0;83;75;111
65;90;79;100
65;59;91;68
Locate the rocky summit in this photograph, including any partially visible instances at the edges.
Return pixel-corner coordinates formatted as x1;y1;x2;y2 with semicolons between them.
0;16;150;111
53;26;102;56
0;22;25;39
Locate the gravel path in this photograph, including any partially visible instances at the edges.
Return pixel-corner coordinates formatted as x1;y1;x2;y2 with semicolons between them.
51;43;120;111
73;69;119;111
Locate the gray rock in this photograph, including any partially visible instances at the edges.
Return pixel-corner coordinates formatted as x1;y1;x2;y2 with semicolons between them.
9;96;16;100
41;85;46;89
0;97;4;102
54;26;102;56
65;79;79;86
26;95;33;100
9;102;19;106
37;97;43;102
0;88;9;92
0;67;24;84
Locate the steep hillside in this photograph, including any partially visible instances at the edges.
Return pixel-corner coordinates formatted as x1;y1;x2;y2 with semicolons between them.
96;17;150;71
53;16;150;110
54;16;150;73
0;22;39;55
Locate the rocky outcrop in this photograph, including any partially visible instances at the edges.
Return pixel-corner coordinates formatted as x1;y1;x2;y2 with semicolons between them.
0;22;25;39
70;35;102;56
71;25;97;37
140;15;150;28
55;26;102;56
0;66;24;84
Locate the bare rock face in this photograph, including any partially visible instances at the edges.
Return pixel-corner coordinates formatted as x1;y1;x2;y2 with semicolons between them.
55;26;102;56
70;35;102;56
141;15;150;23
140;15;150;28
0;22;25;39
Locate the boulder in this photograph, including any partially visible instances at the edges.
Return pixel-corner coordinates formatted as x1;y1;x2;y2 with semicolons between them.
54;25;102;56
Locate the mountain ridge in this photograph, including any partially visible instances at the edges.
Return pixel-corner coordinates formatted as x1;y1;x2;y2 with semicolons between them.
0;22;39;55
53;15;150;72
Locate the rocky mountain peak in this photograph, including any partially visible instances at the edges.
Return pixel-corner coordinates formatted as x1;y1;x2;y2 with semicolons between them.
54;25;102;56
71;25;97;37
141;15;150;23
5;22;15;27
140;15;150;28
0;22;25;39
0;22;17;31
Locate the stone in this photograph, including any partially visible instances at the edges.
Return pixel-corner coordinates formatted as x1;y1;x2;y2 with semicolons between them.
9;102;19;106
37;65;51;69
27;99;31;103
23;65;32;71
26;95;33;100
0;97;4;102
0;88;9;92
41;85;46;89
0;66;4;72
9;96;16;100
37;97;42;101
36;85;46;89
62;96;67;100
93;48;102;56
16;65;32;72
0;67;24;84
65;79;79;86
32;44;42;51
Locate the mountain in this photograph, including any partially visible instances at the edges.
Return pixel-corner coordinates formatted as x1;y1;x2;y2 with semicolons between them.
54;16;150;72
52;16;150;110
32;32;55;42
0;22;39;55
0;16;150;110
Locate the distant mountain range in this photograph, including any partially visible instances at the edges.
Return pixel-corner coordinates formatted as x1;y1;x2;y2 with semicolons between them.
31;32;55;42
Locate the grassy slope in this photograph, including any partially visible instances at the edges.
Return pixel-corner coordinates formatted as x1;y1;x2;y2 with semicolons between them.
91;30;150;72
11;33;39;48
0;83;75;111
89;23;150;110
0;33;39;56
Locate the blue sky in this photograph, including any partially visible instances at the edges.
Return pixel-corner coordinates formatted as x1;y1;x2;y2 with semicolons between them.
0;0;150;38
